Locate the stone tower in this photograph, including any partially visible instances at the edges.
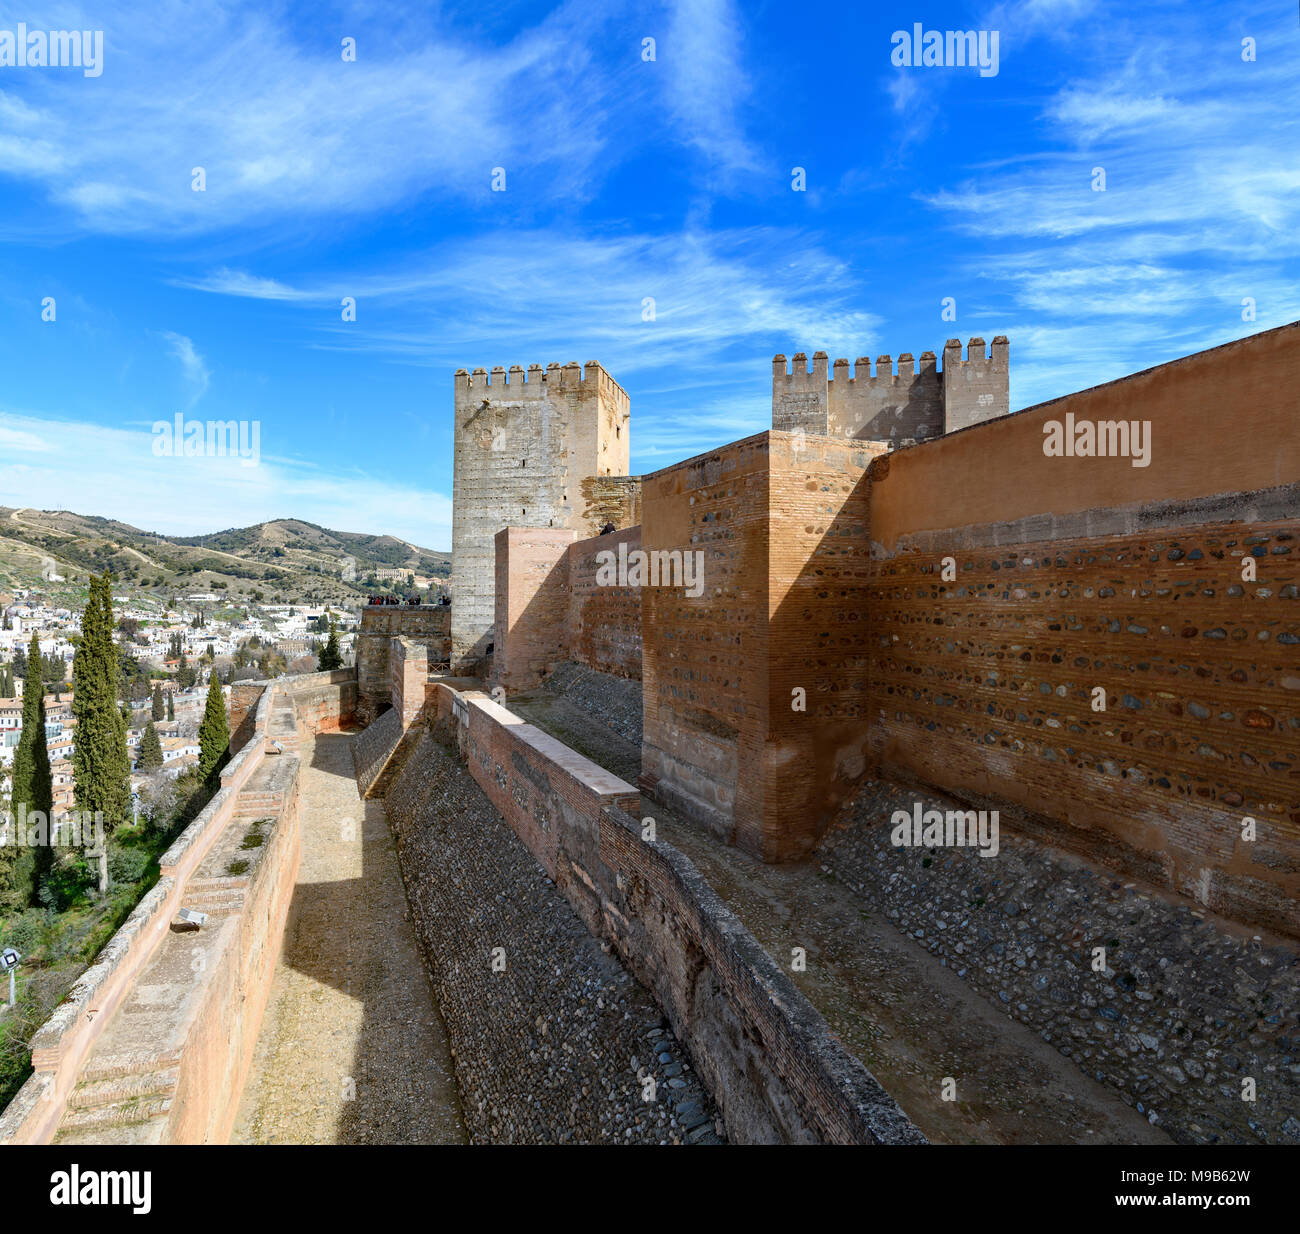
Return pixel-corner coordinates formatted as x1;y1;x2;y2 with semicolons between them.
450;361;630;672
771;336;1009;442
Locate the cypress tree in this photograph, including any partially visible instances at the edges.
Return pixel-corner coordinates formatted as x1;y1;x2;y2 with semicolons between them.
151;682;165;720
138;720;164;771
166;690;175;721
317;619;343;671
8;631;53;903
72;575;131;838
198;672;230;782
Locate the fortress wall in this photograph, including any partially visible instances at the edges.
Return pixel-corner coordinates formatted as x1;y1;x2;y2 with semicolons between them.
356;605;449;722
439;684;923;1144
352;706;404;799
865;322;1300;936
0;674;344;1144
940;336;1009;433
640;436;771;850
167;755;302;1144
567;525;643;681
493;527;576;693
764;432;882;860
773;340;1008;444
286;667;357;734
826;353;943;443
229;681;267;753
579;473;642;538
390;638;429;728
640;432;885;862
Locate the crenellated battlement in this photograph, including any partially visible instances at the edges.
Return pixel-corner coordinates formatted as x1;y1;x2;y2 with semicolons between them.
454;361;628;411
773;336;1010;442
451;357;630;672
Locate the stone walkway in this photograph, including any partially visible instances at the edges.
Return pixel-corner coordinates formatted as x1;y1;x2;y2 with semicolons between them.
231;731;466;1144
510;686;1169;1146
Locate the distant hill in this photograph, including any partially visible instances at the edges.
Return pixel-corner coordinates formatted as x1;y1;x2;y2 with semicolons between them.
0;509;449;603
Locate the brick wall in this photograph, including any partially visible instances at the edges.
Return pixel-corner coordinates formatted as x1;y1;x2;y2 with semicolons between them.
390;638;429;727
640;431;885;861
866;321;1300;936
493;527;576;692
356;605;448;721
229;681;266;753
490;524;644;692
567;526;642;680
450;362;629;671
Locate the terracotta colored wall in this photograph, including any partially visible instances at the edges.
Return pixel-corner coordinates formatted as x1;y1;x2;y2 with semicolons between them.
640;435;772;851
640;431;884;861
866;322;1300;936
357;605;450;720
765;433;881;859
567;525;642;680
493;526;576;692
229;682;267;753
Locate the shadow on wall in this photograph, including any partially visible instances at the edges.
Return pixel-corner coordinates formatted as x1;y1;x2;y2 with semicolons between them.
764;445;876;860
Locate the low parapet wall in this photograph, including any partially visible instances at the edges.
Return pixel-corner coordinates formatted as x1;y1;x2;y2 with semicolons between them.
434;682;923;1144
0;671;352;1144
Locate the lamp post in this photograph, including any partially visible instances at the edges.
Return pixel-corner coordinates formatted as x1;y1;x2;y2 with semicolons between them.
1;947;21;1010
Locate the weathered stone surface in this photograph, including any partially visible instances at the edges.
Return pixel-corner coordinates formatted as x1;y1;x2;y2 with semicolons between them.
821;780;1300;1146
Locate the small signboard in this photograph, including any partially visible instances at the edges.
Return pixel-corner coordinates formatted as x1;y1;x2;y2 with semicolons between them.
0;948;20;973
177;908;208;927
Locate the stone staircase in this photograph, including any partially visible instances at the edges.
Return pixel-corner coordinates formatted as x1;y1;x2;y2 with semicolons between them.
56;1052;182;1144
181;875;249;919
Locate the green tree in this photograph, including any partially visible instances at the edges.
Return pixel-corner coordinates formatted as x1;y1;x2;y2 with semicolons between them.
317;619;343;671
151;682;165;720
0;662;12;697
72;574;131;839
166;690;175;721
138;720;164;771
7;631;53;904
198;672;230;783
177;655;196;689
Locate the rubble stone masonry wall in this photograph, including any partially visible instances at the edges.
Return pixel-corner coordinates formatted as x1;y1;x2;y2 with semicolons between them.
866;322;1300;937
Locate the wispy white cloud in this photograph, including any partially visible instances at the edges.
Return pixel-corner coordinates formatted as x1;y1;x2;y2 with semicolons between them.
178;227;883;370
662;0;760;174
0;0;777;236
158;332;210;405
922;4;1300;408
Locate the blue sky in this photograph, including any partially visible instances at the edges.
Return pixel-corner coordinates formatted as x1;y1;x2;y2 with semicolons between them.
0;0;1296;551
